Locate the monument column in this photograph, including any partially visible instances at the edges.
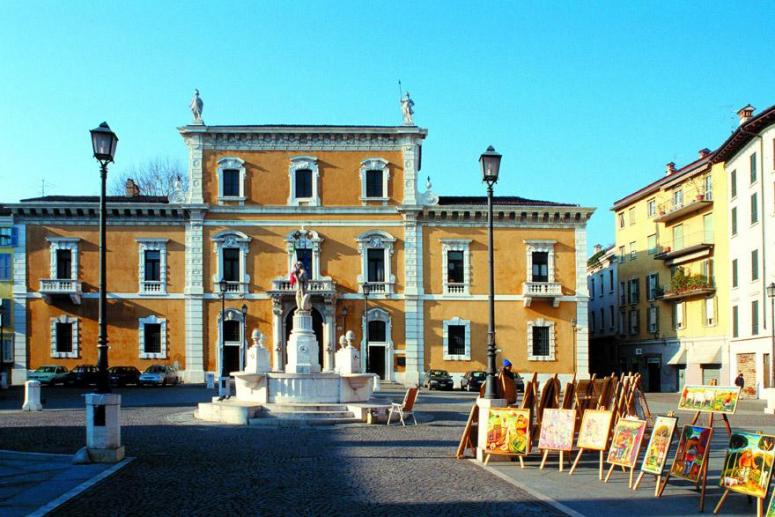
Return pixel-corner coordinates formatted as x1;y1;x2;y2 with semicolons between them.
271;298;283;372
322;305;336;372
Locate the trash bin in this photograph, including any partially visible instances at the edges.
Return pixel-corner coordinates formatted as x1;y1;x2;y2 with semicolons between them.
206;372;215;389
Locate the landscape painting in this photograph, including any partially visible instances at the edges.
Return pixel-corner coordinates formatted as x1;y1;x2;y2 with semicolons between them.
670;425;713;482
607;418;647;467
719;431;775;498
677;385;740;414
485;408;531;456
577;409;613;451
641;416;678;475
538;408;576;451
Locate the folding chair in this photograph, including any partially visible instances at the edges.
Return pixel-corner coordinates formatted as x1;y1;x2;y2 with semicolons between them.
387;386;419;426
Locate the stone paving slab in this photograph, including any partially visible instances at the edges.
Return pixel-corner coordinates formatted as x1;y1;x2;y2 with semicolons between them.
0;450;131;516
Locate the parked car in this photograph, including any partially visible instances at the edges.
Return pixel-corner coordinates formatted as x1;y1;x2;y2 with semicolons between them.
63;364;100;387
109;366;141;387
27;365;69;385
461;370;487;392
513;372;525;393
139;365;181;386
423;369;454;391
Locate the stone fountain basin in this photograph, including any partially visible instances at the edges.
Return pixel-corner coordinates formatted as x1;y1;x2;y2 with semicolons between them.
232;371;377;404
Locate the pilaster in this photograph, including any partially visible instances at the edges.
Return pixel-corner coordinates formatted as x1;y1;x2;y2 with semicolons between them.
403;213;424;386
11;224;27;385
400;137;420;206
184;131;205;204
575;226;590;378
184;210;205;383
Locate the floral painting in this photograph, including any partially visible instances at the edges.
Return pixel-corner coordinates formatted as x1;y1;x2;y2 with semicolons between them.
677;385;740;414
641;416;677;475
538;408;576;451
720;432;775;498
576;409;613;451
607;418;647;467
670;425;713;482
485;408;531;456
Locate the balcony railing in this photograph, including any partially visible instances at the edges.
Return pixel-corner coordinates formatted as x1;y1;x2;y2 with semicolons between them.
271;278;336;294
654;231;714;263
40;278;82;304
654;185;713;223
659;276;716;302
445;282;467;295
216;281;249;295
140;280;165;295
522;281;562;307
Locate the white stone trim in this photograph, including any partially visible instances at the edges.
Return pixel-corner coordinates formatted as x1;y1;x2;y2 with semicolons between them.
46;237;79;279
443;316;471;360
288;156;320;206
362;307;394;380
211;230;251;295
50;315;78;359
525;239;556;283
183;132;205;204
441;239;471;296
359;158;390;204
11;224;27;384
401;137;420;205
216;157;247;204
216;308;246;376
137;238;168;295
527;318;556;361
286;229;323;280
138;315;167;359
356;230;396;295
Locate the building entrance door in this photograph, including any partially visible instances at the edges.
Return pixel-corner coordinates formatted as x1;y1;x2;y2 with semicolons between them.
223;346;240;375
702;364;721;385
285;308;324;367
647;359;661;392
368;345;386;379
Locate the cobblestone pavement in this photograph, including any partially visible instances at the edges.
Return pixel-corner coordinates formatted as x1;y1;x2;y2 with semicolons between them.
0;386;561;516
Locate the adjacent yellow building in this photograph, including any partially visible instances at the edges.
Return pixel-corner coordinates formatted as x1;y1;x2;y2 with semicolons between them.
0;209;14;382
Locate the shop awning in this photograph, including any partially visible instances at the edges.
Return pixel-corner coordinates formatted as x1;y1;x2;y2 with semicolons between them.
691;345;722;365
667;346;686;365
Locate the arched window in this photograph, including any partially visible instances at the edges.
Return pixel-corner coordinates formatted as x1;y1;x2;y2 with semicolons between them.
355;230;396;295
212;230;251;295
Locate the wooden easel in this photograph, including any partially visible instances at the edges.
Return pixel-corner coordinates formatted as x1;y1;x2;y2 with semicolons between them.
456;401;479;459
539;448;571;472
604;416;647;489
632;414;678;496
712;428;768;517
657;425;714;512
569;409;614;480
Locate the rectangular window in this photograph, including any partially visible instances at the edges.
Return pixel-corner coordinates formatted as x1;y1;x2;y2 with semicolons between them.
752;300;759;335
599;274;604;296
703;213;713;243
531;251;549;282
144;323;162;354
56;322;73;353
619;310;626;335
618;246;625;262
368;320;386;342
673;303;684;329
618;212;624;228
223;320;240;342
447;325;466;355
629;278;640;304
628;207;636;225
144;250;161;282
731;169;737;198
629;310;639;334
732;305;739;337
752;249;759;281
222;248;240;282
296;248;313;279
447;250;464;284
673;189;683;208
647;273;659;300
600;308;605;330
648;306;658;334
751;193;759;224
704;298;715;327
732;259;738;288
590;278;595;299
672;225;684;250
629;241;636;260
647;199;656;217
731;207;737;235
367;248;385;283
56;249;72;279
702;258;714;286
609;270;614;292
0;298;10;329
609;305;615;329
222;169;240;197
295;169;313;198
647;234;657;254
365;170;383;198
750;153;757;184
590;312;596;333
619;281;626;305
0;228;14;246
703;174;713;200
532;326;550;357
0;254;10;280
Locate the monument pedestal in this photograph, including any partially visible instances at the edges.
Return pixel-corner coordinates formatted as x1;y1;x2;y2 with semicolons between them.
286;310;321;374
476;397;507;462
22;380;42;411
84;393;125;463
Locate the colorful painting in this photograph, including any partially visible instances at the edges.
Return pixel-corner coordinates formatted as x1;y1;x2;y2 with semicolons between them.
677;385;741;414
538;408;576;451
719;432;775;498
641;416;677;475
485;408;531;456
607;418;647;467
669;425;713;482
767;490;775;517
576;409;613;451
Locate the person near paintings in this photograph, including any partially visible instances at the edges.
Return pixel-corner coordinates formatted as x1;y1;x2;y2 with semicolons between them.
735;372;745;389
500;359;515;379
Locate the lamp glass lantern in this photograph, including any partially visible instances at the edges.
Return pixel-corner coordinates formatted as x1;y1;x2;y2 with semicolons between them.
90;122;118;163
219;278;227;293
767;282;775;299
479;145;502;184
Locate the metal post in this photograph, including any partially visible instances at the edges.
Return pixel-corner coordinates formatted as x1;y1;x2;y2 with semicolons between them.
771;295;775;388
363;285;370;373
96;162;110;393
484;181;497;399
219;287;227;398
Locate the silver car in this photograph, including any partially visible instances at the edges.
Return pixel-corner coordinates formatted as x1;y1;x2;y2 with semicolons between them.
138;365;181;386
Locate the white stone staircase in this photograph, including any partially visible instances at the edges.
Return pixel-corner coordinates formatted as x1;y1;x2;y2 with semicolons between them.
249;403;360;425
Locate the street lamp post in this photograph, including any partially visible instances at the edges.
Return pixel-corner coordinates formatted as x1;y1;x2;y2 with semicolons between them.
767;283;775;388
90;122;118;394
218;278;228;399
241;303;248;371
363;282;370;373
480;145;502;400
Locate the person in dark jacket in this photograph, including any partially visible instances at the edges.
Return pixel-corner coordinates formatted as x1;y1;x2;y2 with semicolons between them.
735;373;745;389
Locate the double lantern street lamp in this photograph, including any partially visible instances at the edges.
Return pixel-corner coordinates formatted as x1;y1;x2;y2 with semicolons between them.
767;283;775;389
363;282;371;373
480;145;502;400
90;122;119;394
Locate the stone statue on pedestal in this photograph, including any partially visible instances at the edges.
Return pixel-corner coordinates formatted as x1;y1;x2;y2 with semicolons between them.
400;92;415;125
291;261;312;311
190;89;204;125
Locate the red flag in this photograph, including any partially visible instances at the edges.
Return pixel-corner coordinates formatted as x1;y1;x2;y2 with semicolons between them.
289;270;296;287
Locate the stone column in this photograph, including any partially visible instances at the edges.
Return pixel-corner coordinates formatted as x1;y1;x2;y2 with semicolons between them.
184;209;205;383
11;224;27;385
322;305;335;372
574;226;590;379
271;299;283;372
403;213;424;386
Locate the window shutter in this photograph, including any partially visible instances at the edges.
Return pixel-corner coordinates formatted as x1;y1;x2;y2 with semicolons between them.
10;227;18;247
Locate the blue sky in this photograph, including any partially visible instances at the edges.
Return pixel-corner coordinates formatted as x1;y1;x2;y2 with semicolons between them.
1;1;774;253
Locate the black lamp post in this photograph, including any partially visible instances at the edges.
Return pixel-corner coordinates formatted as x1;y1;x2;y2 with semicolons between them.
218;278;227;398
241;303;248;370
363;282;370;373
480;145;502;399
767;283;775;388
90;122;118;394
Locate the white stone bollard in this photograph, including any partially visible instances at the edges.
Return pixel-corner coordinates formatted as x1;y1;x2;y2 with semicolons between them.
22;380;43;411
84;393;125;463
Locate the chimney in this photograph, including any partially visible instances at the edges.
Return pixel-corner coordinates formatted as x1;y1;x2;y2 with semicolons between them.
698;148;711;159
665;162;676;176
737;104;755;126
125;178;140;198
593;244;602;254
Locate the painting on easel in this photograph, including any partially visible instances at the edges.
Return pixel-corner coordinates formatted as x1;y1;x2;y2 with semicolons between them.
641;416;677;475
577;409;613;451
677;385;740;414
767;489;775;517
607;418;647;467
485;408;531;456
670;425;712;482
538;408;576;451
719;431;775;498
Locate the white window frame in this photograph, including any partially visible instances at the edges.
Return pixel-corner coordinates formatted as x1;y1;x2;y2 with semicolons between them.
629;278;640;304
527;318;556;361
673;302;685;329
443;317;471;360
138;315;167;359
286;229;323;280
629;241;637;261
137;238;168;295
288;156;320;206
648;306;658;334
704;297;716;327
441;239;471;296
46;237;79;279
359;158;390;203
363;308;394;373
647;273;659;301
211;230;251;295
50;315;78;359
525;240;556;283
629;309;639;335
356;230;395;295
647;198;656;218
216;157;247;204
1;335;12;363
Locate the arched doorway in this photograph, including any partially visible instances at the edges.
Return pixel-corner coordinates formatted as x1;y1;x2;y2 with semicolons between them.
285;308;324;368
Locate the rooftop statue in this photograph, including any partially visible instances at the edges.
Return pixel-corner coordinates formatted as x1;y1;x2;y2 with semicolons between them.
400;91;415;125
190;89;204;124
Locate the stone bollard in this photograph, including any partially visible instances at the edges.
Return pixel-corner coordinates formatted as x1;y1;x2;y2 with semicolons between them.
22;380;43;411
206;372;215;390
84;393;125;462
